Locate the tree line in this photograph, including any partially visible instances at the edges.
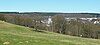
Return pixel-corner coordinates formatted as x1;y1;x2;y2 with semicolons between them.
0;14;100;39
0;14;47;30
51;15;100;39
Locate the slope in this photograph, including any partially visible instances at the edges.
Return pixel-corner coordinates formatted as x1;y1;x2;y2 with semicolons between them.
0;21;100;45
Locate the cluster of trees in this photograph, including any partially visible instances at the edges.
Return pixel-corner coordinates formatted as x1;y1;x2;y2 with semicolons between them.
0;14;47;31
50;15;100;39
0;14;100;39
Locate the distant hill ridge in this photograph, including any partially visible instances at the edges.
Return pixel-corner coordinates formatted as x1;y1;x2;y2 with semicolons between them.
0;12;100;18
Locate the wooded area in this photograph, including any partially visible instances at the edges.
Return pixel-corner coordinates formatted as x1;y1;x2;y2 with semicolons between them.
0;13;100;39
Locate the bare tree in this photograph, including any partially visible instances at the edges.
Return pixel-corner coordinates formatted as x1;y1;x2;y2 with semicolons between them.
52;15;66;34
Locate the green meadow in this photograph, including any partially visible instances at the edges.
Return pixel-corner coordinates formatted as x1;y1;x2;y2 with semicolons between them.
0;21;100;45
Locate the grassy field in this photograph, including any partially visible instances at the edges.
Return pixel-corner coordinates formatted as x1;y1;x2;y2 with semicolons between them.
0;21;100;45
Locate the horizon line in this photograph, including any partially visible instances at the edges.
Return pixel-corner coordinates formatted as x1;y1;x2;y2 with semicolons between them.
0;11;100;13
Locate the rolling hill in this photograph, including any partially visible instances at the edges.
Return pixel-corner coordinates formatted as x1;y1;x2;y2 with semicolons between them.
0;21;100;45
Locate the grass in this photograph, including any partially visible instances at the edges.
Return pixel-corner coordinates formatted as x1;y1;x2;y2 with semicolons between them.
0;21;100;45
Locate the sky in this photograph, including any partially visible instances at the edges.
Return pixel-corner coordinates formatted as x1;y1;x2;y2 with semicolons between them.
0;0;100;13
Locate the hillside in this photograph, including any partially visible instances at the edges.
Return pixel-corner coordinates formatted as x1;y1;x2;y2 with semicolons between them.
0;21;100;45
